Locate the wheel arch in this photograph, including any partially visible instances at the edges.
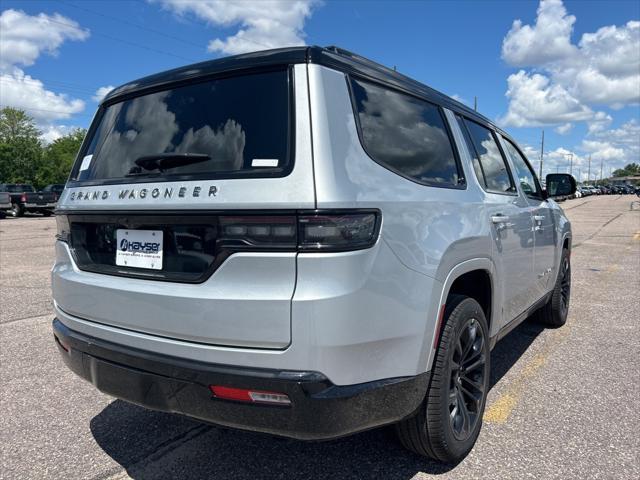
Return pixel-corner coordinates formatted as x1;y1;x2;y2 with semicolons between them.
421;258;496;373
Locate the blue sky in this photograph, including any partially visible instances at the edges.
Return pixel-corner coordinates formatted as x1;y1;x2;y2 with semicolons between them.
1;0;638;180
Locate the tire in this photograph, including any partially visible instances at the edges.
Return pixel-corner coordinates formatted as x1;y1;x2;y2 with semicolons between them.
535;248;571;328
396;295;490;463
42;210;52;217
0;211;5;219
10;203;24;217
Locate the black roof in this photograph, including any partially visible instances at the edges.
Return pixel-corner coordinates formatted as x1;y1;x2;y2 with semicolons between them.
103;45;495;130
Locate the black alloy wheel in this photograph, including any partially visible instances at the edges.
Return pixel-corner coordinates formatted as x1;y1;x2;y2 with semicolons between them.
396;295;490;462
535;248;571;327
449;317;486;441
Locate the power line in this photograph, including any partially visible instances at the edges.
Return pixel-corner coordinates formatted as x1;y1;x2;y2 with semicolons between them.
43;15;199;63
58;0;205;49
0;104;94;117
0;77;97;96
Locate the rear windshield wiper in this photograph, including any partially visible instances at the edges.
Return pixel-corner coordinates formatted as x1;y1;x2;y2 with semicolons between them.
127;153;211;175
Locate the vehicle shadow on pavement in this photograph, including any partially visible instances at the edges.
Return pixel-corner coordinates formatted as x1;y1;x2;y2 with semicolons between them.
489;319;545;388
90;320;544;479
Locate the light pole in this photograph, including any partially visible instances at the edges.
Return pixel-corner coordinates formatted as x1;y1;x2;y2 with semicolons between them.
539;130;544;180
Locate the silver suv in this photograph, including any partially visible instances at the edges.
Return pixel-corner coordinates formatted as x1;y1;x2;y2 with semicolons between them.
52;46;575;462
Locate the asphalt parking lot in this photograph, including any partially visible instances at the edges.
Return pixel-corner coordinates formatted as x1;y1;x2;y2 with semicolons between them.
1;195;639;480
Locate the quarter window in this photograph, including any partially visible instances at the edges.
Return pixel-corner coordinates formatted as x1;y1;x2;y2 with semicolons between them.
350;77;461;187
502;137;540;198
459;118;515;194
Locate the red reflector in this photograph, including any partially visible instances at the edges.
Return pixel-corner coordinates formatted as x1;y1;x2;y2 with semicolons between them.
209;386;291;405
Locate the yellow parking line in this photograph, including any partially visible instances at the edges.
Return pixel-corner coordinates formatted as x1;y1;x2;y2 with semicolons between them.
484;351;550;424
485;264;619;424
483;393;518;423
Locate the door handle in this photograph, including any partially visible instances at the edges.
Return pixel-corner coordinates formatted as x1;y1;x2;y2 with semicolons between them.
491;215;510;224
533;215;545;222
491;215;513;231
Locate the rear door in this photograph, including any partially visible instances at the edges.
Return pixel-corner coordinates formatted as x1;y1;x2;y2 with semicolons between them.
53;64;314;349
456;117;535;327
501;136;557;300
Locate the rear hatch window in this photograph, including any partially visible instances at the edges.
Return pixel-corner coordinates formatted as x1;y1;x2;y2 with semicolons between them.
72;68;292;184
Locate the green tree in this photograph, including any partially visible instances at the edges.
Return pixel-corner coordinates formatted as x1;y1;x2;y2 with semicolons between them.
0;107;43;185
38;128;87;186
612;163;640;178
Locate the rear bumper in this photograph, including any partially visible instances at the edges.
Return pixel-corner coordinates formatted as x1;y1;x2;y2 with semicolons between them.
52;318;428;440
24;203;56;209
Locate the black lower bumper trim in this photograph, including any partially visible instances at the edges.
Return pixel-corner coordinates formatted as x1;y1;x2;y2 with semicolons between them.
52;318;428;440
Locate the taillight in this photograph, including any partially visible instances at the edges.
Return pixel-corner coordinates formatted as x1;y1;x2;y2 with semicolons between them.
216;211;380;252
57;210;380;252
56;214;70;242
218;215;297;249
21;194;27;202
298;213;378;251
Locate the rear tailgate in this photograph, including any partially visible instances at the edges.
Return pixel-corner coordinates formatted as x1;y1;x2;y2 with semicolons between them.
27;192;56;205
52;64;314;349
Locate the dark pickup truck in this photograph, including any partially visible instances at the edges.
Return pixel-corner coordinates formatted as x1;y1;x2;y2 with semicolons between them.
0;184;57;217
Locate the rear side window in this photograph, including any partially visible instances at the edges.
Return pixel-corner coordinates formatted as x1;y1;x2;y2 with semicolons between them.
458;117;515;194
72;69;291;183
350;77;461;187
501;137;541;198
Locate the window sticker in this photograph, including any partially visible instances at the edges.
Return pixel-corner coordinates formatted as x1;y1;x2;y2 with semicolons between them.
251;158;279;167
79;155;93;171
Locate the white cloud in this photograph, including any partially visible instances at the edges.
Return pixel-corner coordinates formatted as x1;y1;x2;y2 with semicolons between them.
151;0;318;55
40;124;77;144
499;70;593;127
580;140;625;161
0;9;89;140
502;0;577;67
92;85;115;102
588;119;640;164
500;0;640;127
0;70;85;122
0;9;89;71
555;123;572;135
586;111;612;134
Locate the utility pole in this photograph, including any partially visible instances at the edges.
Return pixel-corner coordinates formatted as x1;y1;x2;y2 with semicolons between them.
600;158;604;180
539;130;544;179
569;153;573;176
587;154;591;183
474;96;477;111
564;153;574;176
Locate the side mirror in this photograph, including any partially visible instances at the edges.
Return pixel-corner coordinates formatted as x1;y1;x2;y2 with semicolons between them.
545;173;576;199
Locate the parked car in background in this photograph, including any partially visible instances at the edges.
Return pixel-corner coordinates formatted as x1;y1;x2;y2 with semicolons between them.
0;184;57;217
42;184;66;202
0;191;11;218
577;186;588;197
